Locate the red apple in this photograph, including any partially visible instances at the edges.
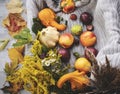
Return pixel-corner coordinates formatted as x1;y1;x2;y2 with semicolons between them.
80;31;97;47
60;0;75;13
59;33;74;48
63;5;75;13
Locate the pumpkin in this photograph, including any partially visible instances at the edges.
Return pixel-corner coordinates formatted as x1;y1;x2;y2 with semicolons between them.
38;8;66;31
38;26;60;48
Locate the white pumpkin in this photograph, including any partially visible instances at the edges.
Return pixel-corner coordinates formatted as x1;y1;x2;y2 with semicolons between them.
38;26;60;48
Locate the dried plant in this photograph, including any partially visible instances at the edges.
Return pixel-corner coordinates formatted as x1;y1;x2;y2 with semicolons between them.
85;48;120;94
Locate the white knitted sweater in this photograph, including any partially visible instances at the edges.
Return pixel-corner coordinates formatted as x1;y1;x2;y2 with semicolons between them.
26;0;120;67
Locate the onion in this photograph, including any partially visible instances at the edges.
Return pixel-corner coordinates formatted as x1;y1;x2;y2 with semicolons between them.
58;48;70;62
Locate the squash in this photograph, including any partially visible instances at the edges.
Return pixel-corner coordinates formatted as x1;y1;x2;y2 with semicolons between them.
57;70;90;90
38;26;60;48
38;8;66;31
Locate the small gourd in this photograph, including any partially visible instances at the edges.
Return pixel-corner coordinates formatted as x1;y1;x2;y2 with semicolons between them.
57;70;90;90
38;8;66;31
38;26;60;48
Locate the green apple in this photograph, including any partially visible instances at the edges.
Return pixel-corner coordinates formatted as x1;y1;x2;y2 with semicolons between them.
71;24;82;35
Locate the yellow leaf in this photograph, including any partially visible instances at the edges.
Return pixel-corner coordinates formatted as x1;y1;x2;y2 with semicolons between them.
8;48;24;63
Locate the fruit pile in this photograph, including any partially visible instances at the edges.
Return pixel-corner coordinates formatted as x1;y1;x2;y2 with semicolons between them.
34;8;99;92
58;12;98;62
36;8;98;62
55;12;99;91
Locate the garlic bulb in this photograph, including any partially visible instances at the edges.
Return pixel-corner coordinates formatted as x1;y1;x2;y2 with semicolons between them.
38;26;60;48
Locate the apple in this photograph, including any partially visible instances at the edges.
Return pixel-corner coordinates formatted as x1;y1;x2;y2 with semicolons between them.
63;5;75;13
60;0;75;13
59;33;74;48
85;47;98;59
58;48;70;62
80;31;97;47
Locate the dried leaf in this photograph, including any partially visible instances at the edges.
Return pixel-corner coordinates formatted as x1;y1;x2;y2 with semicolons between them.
14;46;25;54
0;39;9;51
8;48;24;63
6;0;24;13
1;82;23;94
4;63;11;74
2;13;26;36
4;61;19;76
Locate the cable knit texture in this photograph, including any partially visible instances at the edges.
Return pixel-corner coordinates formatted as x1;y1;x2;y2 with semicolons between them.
94;0;120;67
26;0;120;67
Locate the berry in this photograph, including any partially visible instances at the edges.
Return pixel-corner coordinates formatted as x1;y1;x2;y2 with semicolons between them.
70;14;77;20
